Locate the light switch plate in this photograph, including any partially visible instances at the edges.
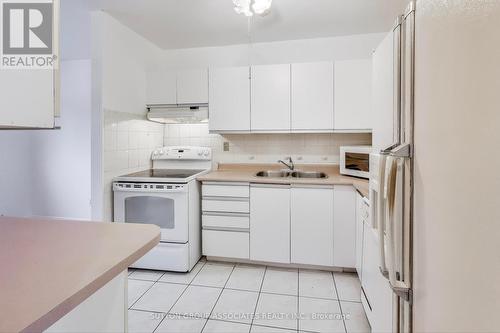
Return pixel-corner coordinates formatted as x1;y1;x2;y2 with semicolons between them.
223;142;230;151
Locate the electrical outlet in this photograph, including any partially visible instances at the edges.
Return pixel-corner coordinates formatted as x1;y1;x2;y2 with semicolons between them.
223;142;230;151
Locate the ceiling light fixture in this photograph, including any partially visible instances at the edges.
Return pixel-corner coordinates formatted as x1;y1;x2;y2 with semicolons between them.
233;0;272;17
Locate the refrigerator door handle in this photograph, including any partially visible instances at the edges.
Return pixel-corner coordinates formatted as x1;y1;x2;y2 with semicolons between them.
380;143;400;156
377;154;389;279
386;157;413;305
384;156;398;285
390;143;411;158
391;280;412;303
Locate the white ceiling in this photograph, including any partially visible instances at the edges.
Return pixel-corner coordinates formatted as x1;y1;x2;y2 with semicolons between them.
87;0;407;50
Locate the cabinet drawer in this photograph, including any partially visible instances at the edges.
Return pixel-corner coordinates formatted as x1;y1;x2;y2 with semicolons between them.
202;213;250;230
202;184;249;198
202;199;249;213
202;230;249;259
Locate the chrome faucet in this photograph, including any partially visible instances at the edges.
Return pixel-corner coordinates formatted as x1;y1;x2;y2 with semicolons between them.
278;157;295;171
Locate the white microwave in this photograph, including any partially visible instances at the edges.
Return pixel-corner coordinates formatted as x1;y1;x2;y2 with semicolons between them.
340;146;372;179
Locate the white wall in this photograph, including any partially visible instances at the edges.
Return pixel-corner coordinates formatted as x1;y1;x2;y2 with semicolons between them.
153;33;385;69
0;132;33;216
92;12;164;220
30;60;92;220
60;0;91;60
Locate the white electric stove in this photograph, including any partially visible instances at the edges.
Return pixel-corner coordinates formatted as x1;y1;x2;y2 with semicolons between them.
113;146;212;272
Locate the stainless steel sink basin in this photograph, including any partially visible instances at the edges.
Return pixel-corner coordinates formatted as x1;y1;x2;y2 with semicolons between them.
255;170;291;178
291;171;328;179
255;170;328;179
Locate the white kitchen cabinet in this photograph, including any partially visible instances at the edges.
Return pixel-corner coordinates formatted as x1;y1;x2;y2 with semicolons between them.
46;271;126;332
201;183;250;260
202;230;249;259
0;70;56;128
146;70;177;105
291;62;334;131
333;185;357;268
355;192;369;276
177;68;209;104
250;185;290;263
209;67;250;132
146;68;208;105
334;59;372;130
251;64;291;131
0;0;59;129
291;186;334;266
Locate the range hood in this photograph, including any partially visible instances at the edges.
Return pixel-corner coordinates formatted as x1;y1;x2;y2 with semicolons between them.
146;104;209;124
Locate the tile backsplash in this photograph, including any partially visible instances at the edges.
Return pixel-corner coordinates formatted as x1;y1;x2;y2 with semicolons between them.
103;110;164;221
163;124;372;167
103;119;371;221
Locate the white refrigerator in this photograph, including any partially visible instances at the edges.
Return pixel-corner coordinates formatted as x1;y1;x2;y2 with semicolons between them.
367;1;414;332
369;0;500;332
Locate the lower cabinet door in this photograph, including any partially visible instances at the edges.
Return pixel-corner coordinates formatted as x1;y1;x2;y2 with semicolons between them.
291;186;334;266
202;230;249;259
46;271;126;332
250;185;290;263
333;185;357;268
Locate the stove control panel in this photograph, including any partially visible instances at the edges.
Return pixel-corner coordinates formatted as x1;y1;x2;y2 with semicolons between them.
152;146;212;161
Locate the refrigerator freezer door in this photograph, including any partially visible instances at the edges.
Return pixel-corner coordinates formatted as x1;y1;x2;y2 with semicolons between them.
372;31;396;151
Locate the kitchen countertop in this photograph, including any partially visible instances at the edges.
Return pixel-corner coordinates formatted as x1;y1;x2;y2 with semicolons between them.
0;217;160;333
197;163;369;198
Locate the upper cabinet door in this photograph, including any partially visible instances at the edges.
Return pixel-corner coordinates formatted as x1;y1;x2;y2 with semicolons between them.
0;70;55;128
177;68;209;104
291;62;334;131
0;0;59;129
209;67;250;132
146;70;176;105
251;64;291;131
334;59;372;130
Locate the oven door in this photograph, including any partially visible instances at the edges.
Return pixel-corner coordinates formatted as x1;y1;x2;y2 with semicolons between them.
113;183;189;243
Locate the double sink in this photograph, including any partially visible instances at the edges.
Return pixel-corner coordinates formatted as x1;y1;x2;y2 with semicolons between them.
256;170;328;179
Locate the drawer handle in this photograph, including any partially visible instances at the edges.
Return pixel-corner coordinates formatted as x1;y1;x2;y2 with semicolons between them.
203;226;250;233
202;196;249;202
203;212;249;218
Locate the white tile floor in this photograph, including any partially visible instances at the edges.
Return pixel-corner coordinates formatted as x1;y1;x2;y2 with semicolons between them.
128;259;370;333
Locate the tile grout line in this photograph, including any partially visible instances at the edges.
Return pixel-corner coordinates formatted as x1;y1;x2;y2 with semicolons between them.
199;262;236;333
150;260;207;333
128;273;162;310
130;263;361;333
332;272;348;333
249;266;268;329
127;308;164;315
